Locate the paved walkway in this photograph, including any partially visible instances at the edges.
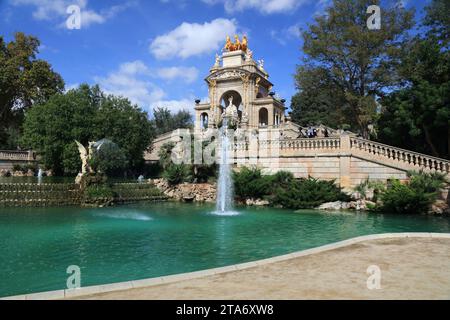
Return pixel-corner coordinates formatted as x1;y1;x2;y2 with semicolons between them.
77;237;450;300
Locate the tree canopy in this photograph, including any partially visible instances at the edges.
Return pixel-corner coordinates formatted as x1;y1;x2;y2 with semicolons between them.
291;0;414;137
21;84;154;175
377;0;449;159
151;107;193;136
0;32;64;148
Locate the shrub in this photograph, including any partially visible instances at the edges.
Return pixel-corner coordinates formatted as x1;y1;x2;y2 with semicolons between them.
354;179;385;201
233;167;271;199
379;171;448;214
158;142;175;170
379;180;432;214
270;171;295;188
12;164;24;172
90;140;128;177
84;184;114;200
163;164;191;185
270;177;350;209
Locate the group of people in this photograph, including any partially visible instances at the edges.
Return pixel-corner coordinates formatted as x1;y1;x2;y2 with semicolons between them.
305;126;329;139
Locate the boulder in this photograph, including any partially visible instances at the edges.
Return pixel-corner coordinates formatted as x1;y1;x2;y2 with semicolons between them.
0;169;11;177
245;198;270;206
430;200;449;215
317;201;346;211
153;179;216;203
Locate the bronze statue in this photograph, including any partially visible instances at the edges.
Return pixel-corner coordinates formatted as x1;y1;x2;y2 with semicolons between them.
223;35;249;52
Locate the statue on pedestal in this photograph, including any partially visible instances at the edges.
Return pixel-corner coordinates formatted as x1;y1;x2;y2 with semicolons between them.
224;96;238;119
213;53;220;68
75;140;95;184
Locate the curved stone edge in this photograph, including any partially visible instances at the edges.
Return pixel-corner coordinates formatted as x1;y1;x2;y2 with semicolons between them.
2;232;450;300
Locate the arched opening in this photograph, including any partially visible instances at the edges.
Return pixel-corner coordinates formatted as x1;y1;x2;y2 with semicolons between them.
220;90;243;120
200;112;209;129
259;108;268;127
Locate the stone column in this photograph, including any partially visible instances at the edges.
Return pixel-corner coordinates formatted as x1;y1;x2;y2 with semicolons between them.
339;134;352;190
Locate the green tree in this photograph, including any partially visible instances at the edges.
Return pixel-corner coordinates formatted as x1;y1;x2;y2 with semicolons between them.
423;0;449;45
290;67;348;128
21;84;153;175
377;0;449;158
0;32;64;148
151;107;193;136
292;0;413;137
90;140;128;176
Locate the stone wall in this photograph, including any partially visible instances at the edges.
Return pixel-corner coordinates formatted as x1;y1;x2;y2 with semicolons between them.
148;132;450;189
350;157;408;186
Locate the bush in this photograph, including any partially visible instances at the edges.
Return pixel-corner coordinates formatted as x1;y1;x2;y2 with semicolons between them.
354;179;385;201
270;177;350;209
379;171;448;214
84;184;114;200
163;164;191;185
379;180;432;214
90;140;128;177
233;167;272;199
12;164;25;172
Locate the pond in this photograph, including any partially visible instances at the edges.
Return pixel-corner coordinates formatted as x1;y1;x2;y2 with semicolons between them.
0;202;449;297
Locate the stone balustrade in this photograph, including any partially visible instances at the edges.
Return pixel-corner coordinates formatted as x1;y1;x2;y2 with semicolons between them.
0;150;35;161
350;138;450;174
278;138;341;150
231;136;449;177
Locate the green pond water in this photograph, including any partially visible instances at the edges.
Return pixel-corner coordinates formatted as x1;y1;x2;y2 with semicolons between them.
0;202;449;297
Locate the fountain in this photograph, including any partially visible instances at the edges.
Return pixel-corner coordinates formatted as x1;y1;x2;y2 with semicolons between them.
37;168;43;185
215;97;239;216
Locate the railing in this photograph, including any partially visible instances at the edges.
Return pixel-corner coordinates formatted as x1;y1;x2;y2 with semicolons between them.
231;136;449;174
350;137;450;174
0;150;36;161
279;138;340;150
234;138;341;151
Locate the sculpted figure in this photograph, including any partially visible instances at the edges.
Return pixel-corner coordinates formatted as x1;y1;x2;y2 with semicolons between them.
224;36;235;51
214;53;220;67
258;59;265;71
75;140;90;174
245;49;253;60
241;36;248;52
234;35;241;51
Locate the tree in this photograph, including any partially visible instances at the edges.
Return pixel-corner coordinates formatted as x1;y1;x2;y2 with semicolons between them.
90;140;128;176
423;0;449;45
291;67;348;128
292;0;414;137
21;84;153;175
0;32;64;148
151;107;193;136
377;0;449;159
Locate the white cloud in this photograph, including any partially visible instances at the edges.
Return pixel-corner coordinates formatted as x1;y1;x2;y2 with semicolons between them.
201;0;310;14
270;23;302;45
151;98;195;114
157;67;199;83
95;61;195;114
149;18;238;59
9;0;136;28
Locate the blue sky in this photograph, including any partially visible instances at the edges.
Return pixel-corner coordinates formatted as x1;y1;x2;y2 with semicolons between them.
0;0;430;116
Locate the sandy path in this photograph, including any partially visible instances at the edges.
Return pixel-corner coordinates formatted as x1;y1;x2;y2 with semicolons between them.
76;237;450;300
